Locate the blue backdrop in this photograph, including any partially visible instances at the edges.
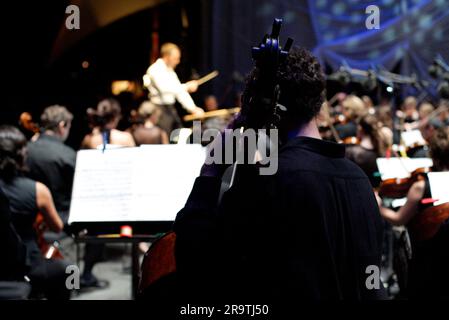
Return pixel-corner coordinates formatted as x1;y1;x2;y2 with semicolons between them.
209;0;449;102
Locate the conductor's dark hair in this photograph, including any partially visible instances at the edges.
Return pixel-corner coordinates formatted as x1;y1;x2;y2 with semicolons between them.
0;126;27;182
239;46;325;131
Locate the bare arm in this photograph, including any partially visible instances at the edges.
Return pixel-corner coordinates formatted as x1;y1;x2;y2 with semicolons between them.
379;180;425;226
124;132;136;147
36;182;63;233
161;130;169;144
80;134;92;149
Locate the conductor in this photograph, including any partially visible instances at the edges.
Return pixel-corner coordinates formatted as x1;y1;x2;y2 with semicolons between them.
143;43;204;133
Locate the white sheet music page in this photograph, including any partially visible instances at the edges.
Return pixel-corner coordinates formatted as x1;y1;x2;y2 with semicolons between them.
134;144;205;221
401;130;426;148
376;158;433;181
427;172;449;206
68;148;138;224
68;145;205;224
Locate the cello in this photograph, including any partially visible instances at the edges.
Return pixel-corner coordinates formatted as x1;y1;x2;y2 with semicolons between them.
33;213;64;259
139;18;293;297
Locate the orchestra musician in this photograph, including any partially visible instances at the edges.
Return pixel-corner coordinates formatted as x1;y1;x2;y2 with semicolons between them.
377;127;449;298
174;47;386;300
143;43;204;134
345;114;386;188
202;95;229;132
335;95;367;140
401;96;420;126
82;98;136;149
0;126;70;299
80;98;136;288
0;187;31;299
26;105;76;224
376;105;394;147
438;99;449;126
128;101;169;145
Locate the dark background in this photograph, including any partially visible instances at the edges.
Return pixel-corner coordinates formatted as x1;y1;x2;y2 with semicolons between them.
2;0;447;148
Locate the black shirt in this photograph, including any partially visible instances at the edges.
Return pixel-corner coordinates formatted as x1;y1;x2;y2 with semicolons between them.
0;187;28;280
345;145;380;187
174;136;385;300
26;134;76;218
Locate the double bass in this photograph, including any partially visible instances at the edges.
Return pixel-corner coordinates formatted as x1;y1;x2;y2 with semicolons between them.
139;18;293;297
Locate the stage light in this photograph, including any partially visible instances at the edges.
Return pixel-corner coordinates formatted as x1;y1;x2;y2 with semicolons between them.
386;86;393;93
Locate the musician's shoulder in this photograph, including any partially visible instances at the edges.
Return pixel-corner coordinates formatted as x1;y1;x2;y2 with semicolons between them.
112;129;135;147
409;179;425;197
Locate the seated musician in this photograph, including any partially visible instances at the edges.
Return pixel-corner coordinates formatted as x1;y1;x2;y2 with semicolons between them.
0;187;31;299
81;98;135;288
345;114;386;188
335;95;366;140
376;105;393;148
202;95;228;132
82;98;135;149
378;127;449;298
129;101;169;145
438;99;449;126
173;47;386;300
400;96;419;126
26;105;76;224
362;95;376;115
0;126;71;299
418;102;434;120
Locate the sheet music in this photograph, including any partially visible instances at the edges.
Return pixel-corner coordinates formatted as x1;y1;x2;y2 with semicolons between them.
376;158;433;180
401;130;426;148
428;172;449;206
69;145;205;224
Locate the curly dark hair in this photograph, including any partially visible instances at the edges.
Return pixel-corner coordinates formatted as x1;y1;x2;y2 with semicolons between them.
238;46;325;133
0;126;27;182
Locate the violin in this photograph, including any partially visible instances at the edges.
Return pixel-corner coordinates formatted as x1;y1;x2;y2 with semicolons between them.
408;202;449;241
19;112;39;134
333;114;348;126
33;213;64;260
378;167;430;198
342;136;360;145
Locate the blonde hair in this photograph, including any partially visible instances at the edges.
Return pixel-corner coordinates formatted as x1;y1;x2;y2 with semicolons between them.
342;95;366;120
160;43;180;57
138;101;157;118
418;102;434;118
403;96;417;109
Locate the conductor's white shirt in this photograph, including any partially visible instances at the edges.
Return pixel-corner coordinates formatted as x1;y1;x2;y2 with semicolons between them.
144;58;196;112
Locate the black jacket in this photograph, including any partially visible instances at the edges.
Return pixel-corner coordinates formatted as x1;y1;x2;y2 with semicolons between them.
26;134;76;219
174;136;385;300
